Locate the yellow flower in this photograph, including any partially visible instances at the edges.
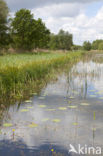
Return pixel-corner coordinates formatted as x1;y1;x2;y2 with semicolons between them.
51;149;54;152
12;129;15;132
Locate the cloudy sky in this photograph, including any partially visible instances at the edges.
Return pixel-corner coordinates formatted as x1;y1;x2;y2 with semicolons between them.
5;0;103;45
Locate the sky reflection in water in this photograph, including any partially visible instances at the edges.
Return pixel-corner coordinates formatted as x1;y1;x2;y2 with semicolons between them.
0;58;103;155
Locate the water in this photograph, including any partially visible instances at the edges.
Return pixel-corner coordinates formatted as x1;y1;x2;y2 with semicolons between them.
0;54;103;156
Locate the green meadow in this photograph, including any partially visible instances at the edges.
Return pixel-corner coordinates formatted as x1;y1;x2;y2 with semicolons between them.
0;51;84;101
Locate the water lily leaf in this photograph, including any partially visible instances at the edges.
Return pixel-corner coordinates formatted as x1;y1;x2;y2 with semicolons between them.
92;128;96;131
69;96;74;99
90;95;96;97
42;118;49;122
39;105;46;108
25;100;32;103
3;123;13;127
68;106;77;109
58;107;67;110
73;122;78;126
28;122;38;128
52;119;61;123
89;90;95;92
20;109;29;112
80;103;90;106
46;109;56;111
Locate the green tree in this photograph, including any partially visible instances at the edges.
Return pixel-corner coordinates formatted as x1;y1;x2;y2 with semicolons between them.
11;9;50;50
92;40;103;50
49;29;73;50
58;29;73;50
83;41;91;51
34;18;50;49
0;0;9;50
49;34;59;50
98;42;103;50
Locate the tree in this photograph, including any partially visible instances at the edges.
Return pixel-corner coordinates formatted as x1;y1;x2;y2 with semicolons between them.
34;18;50;49
0;0;9;50
83;41;91;51
92;40;103;50
98;42;103;50
58;29;73;50
11;9;50;50
49;29;73;50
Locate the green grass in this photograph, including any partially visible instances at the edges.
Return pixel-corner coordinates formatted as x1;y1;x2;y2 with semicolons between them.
0;51;85;101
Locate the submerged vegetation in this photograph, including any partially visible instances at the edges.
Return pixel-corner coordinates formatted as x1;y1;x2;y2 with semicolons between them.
0;51;84;102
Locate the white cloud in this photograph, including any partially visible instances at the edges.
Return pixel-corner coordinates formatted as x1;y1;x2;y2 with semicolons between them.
32;4;103;45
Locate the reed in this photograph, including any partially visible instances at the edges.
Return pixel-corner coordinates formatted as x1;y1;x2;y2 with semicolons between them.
0;51;84;101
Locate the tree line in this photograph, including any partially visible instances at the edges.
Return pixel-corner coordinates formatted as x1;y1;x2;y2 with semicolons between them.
1;0;103;53
0;0;73;52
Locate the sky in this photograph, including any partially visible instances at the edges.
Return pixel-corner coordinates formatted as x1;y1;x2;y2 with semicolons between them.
5;0;103;45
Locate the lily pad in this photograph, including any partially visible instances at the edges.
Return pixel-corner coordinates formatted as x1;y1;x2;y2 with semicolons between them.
20;109;29;112
28;122;38;128
46;109;56;111
42;118;49;122
3;123;13;127
25;100;32;103
68;106;77;109
69;96;74;99
58;107;67;110
80;103;90;106
52;119;61;123
39;105;46;108
73;122;78;126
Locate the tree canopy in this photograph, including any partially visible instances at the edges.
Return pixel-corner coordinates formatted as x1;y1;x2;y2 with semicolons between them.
49;30;73;50
0;0;9;49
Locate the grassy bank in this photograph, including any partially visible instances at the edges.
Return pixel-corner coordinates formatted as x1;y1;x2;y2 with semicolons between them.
0;51;85;102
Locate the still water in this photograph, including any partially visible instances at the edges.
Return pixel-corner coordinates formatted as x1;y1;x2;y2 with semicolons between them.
0;54;103;156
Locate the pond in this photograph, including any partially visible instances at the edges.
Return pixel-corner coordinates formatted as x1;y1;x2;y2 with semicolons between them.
0;54;103;156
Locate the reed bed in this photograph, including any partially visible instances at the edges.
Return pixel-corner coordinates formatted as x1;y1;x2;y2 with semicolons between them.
0;51;84;100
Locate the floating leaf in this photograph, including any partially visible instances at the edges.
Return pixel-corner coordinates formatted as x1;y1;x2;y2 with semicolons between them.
46;109;56;111
28;122;38;128
52;119;61;123
80;103;90;106
92;128;96;131
25;100;32;103
69;96;74;99
58;107;67;110
42;118;49;122
68;106;77;109
39;105;46;108
90;95;96;97
3;123;13;127
20;109;29;112
73;122;78;126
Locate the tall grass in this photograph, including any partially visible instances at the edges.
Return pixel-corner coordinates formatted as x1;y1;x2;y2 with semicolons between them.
0;51;84;101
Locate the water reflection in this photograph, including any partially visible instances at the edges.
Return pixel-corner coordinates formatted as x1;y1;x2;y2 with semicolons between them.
0;57;103;155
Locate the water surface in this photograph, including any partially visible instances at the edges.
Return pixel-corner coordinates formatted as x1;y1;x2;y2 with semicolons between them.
0;54;103;156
